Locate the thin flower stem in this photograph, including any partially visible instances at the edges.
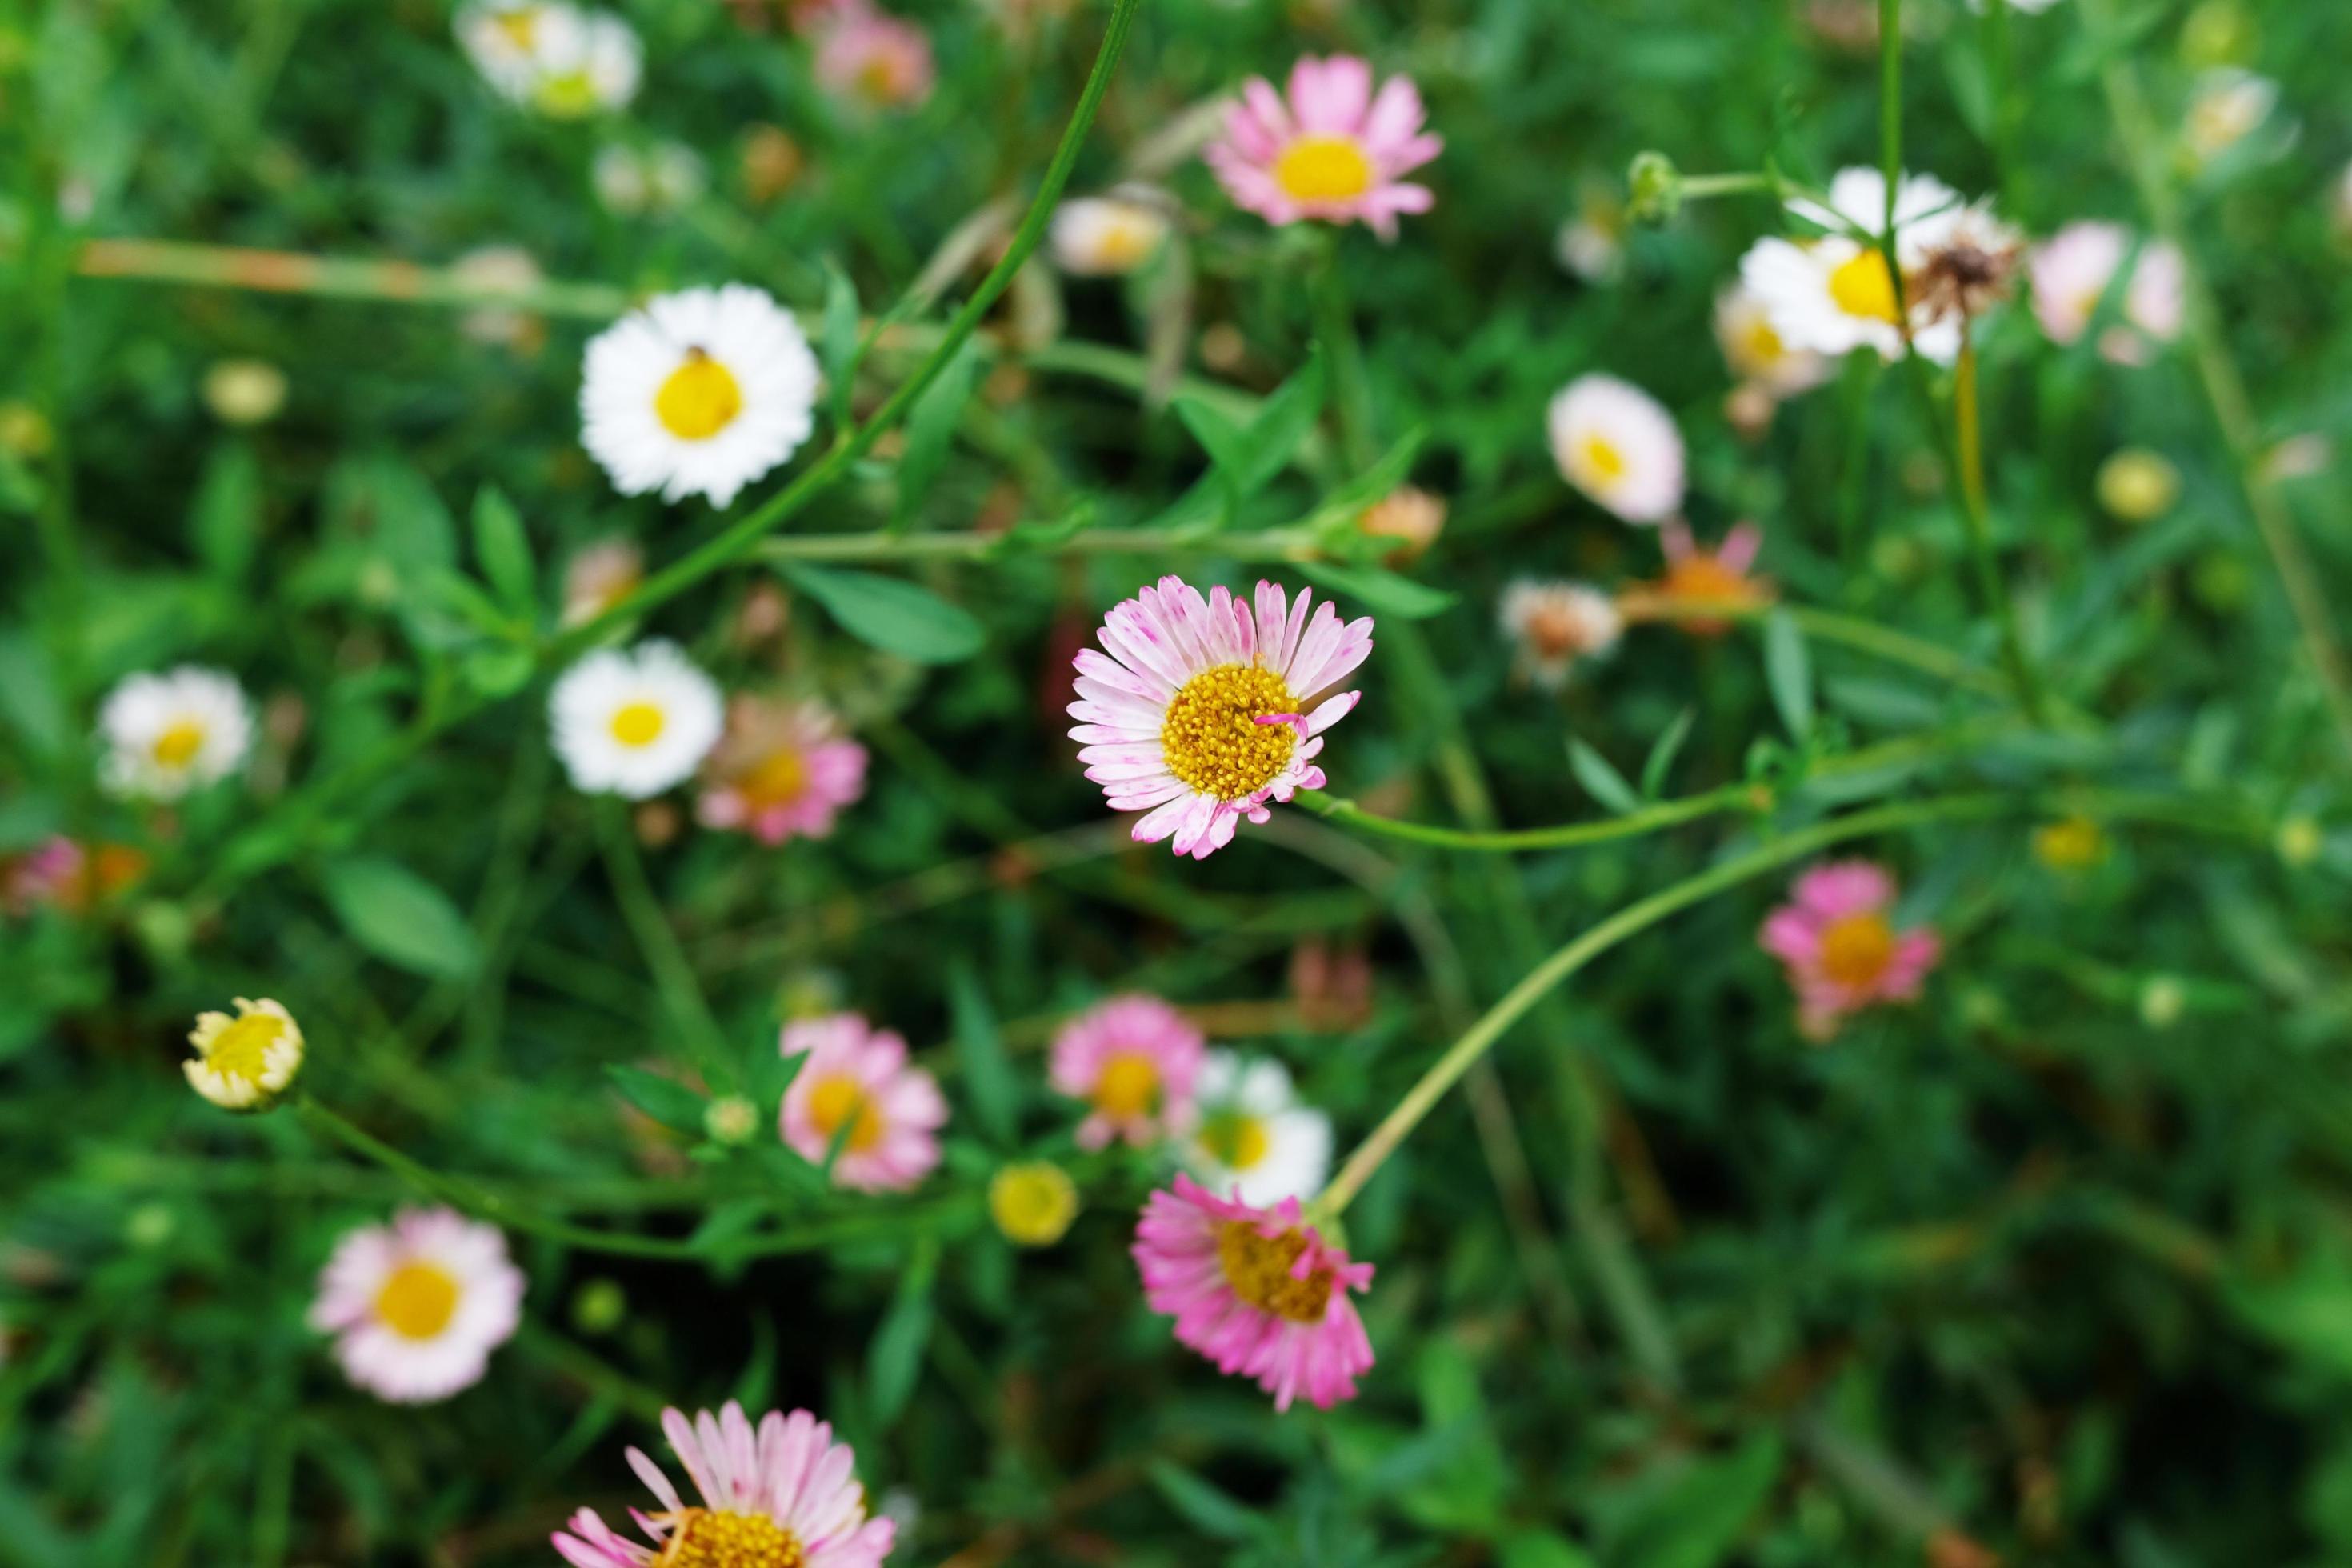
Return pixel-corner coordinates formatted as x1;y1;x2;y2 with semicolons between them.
1312;236;1378;472
1878;0;1904;296
752;522;1320;564
591;801;734;1078
1952;340;2050;721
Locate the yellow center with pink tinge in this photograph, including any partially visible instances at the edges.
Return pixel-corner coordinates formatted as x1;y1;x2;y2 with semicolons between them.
1160;664;1298;801
661;1507;806;1568
737;747;808;812
1217;1221;1333;1323
806;1074;884;1153
1274;135;1374;203
1818;912;1896;989
374;1260;461;1341
1091;1050;1160;1120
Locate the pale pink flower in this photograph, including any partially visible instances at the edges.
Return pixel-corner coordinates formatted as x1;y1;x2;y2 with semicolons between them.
1132;1174;1375;1411
1049;994;1206;1150
551;1400;894;1568
1069;576;1374;861
1498;579;1621;690
778;1013;946;1191
308;1207;525;1403
2029;222;2183;366
812;7;934;112
1203;55;1442;241
697;696;868;845
1758;860;1942;1040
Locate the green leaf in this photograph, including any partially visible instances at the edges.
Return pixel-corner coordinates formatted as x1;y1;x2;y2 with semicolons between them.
1639;707;1695;799
949;961;1017;1146
1171;350;1326;507
1502;1531;1599;1568
0;634;67;758
1569;738;1642;815
779;564;984;664
1621;1435;1783;1568
894;340;982;525
1297;562;1454;620
866;1241;938;1424
470;486;536;615
462;643;535;698
820;261;862;428
318;857;477;978
606;1065;706;1135
1146;1461;1265;1542
190;443;262;581
1762;609;1814;743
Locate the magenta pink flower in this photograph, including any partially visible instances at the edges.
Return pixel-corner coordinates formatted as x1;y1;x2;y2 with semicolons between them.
1204;56;1441;241
1069;576;1374;860
1132;1174;1375;1411
697;696;868;846
812;6;934;111
1759;860;1942;1040
778;1013;947;1191
552;1400;894;1568
1049;994;1206;1150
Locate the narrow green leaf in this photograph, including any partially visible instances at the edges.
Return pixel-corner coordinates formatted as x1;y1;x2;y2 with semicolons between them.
470;486;536;615
779;564;984;664
1502;1531;1600;1568
1297;562;1454;620
1622;1434;1783;1568
605;1065;706;1135
1146;1461;1265;1542
190;443;262;581
1762;609;1814;743
894;340;982;525
820;262;862;428
866;1241;938;1424
1569;738;1642;815
949;961;1017;1146
1639;708;1696;800
318;857;477;978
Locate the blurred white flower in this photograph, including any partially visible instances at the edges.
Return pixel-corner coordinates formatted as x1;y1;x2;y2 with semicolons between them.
98;665;253;801
1546;374;1684;523
2029;222;2182;366
2183;68;2280;165
548;641;725;798
593;141;707;218
1739;167;1970;365
1179;1051;1333;1208
1714;282;1829;398
1049;196;1170;277
1500;579;1622;690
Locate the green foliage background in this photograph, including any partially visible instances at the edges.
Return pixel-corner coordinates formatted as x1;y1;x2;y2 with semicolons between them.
5;0;2352;1563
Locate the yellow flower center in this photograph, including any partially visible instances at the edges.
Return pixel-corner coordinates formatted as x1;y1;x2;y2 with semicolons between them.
1662;552;1756;607
494;7;538;50
152;719;206;768
989;1162;1079;1247
1576;433;1628;486
1741;317;1787;366
1216;1221;1333;1323
1818;912;1897;989
654;349;744;442
661;1508;806;1568
1159;663;1299;802
806;1073;884;1154
1094;214;1159;270
1273;134;1374;203
1091;1050;1160;1121
374;1261;461;1341
2033;817;2106;871
738;746;807;812
206;1010;283;1086
533;69;598;118
1198;1110;1272;1172
1828;248;1902;324
609;701;666;748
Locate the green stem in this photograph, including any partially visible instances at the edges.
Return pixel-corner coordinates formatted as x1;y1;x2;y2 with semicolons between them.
753;522;1318;564
1312;238;1378;472
1953;340;2049;721
1980;0;2022;210
1878;0;1905;301
593;802;732;1077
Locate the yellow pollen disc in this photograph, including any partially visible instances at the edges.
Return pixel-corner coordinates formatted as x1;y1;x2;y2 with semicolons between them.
662;1507;806;1568
806;1074;884;1154
374;1261;461;1341
1577;433;1629;485
534;70;598;117
1159;663;1299;802
1097;216;1157;270
1664;553;1753;606
2033;817;2106;871
1742;318;1786;366
738;747;807;811
1198;1110;1272;1172
1091;1051;1160;1120
1274;135;1375;203
1818;912;1897;989
206;1010;283;1086
989;1163;1079;1246
1216;1221;1334;1323
152;719;206;768
654;350;744;442
494;7;538;49
609;701;666;748
1827;248;1902;325
856;58;902;102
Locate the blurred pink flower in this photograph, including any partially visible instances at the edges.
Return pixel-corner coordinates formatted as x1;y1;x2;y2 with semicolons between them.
1049;994;1206;1150
3;837;147;916
1204;56;1440;241
778;1013;946;1191
1759;860;1942;1040
697;696;867;846
813;7;934;111
2029;222;2183;366
552;1400;894;1568
1132;1174;1374;1410
308;1207;525;1403
1650;518;1771;635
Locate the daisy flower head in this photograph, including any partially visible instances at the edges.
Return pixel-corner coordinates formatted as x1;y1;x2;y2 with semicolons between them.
309;1207;525;1402
1546;374;1685;522
1050;195;1172;277
1204;55;1441;242
1132;1174;1374;1410
455;0;578;99
549;641;725;798
696;696;868;846
2028;222;2183;365
1739;167;1969;364
990;1161;1081;1248
778;1013;947;1192
551;1401;894;1568
582;285;820;507
1068;578;1374;861
1499;579;1621;690
183;997;304;1111
1049;994;1206;1150
813;7;936;113
527;8;640;118
97;664;253;802
1714;282;1830;399
1646;518;1770;634
1759;860;1942;1041
1180;1051;1332;1208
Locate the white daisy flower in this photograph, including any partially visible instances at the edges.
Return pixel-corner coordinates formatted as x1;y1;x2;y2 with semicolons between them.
2029;221;2184;365
2184;69;2279;166
309;1207;525;1404
593;141;707;218
1050;196;1171;277
97;665;253;801
455;0;579;100
1180;1050;1332;1208
1739;166;1970;365
527;9;640;118
580;285;820;507
1546;374;1685;523
1067;577;1374;862
1500;579;1622;690
183;997;304;1111
1714;283;1830;398
548;640;724;798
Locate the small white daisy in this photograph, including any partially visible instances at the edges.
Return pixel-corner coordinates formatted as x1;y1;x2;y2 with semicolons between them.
183;997;304;1111
309;1207;526;1403
1179;1050;1332;1208
1050;196;1171;277
580;284;820;507
97;665;253;801
1740;166;1970;364
2029;221;2184;364
1546;374;1685;524
527;9;640;118
548;640;725;798
2184;69;2280;166
455;0;577;100
1555;183;1627;284
1714;283;1830;398
1500;579;1622;690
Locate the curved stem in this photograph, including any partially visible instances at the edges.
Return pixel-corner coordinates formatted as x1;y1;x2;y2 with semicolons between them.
1298;781;1760;852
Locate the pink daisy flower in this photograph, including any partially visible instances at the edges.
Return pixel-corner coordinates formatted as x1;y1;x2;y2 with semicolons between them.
1203;55;1441;241
778;1013;947;1192
1758;860;1943;1041
551;1400;894;1568
697;695;869;846
812;6;934;112
307;1206;526;1403
1069;577;1374;861
1132;1174;1375;1411
1049;994;1206;1150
